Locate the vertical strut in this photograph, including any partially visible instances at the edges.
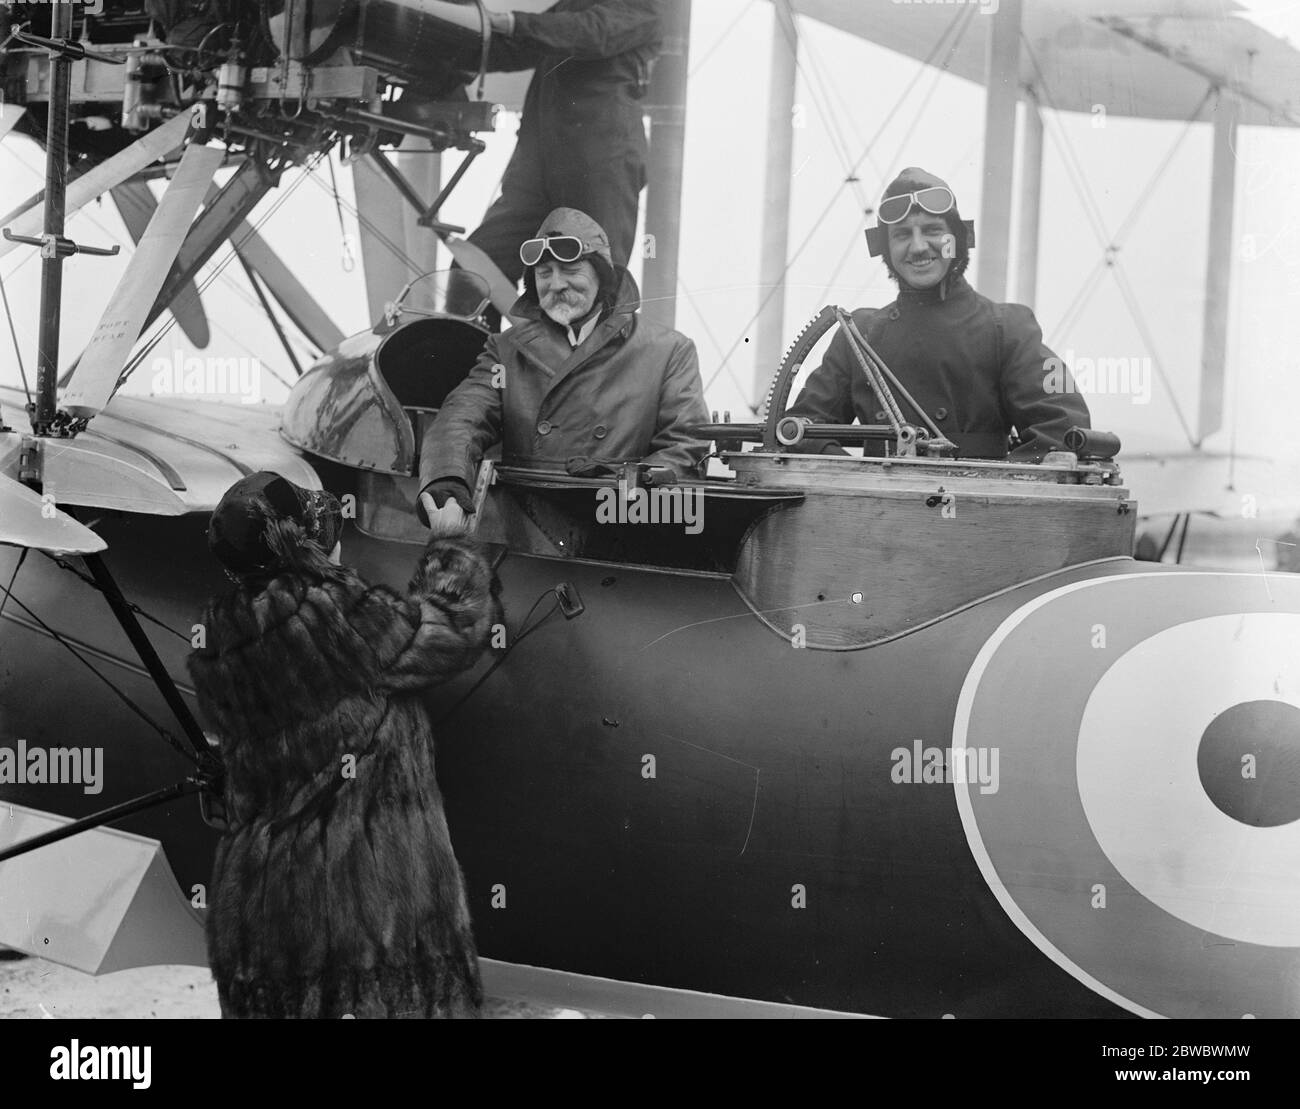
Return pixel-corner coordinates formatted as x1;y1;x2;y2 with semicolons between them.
32;5;74;435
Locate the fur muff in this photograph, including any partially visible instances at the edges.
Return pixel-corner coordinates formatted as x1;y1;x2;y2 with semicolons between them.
187;535;499;1018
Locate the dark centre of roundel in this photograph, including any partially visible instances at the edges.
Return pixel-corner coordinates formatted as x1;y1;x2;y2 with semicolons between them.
1197;700;1300;827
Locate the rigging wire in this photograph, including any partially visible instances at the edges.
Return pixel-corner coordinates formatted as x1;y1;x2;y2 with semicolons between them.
702;2;977;397
39;549;191;643
1021;38;1112;250
237;253;304;378
1051;87;1211;337
0;567;198;766
1053;258;1109;337
798;28;879;184
0;548;24;623
675;274;754;403
301;160;422;277
0;270;31;405
325;151;356;272
1024;34;1208;448
772;2;873;216
688;0;758;79
1111;262;1197;445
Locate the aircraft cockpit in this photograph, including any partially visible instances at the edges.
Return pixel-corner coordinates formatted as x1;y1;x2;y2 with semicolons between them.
281;277;1137;648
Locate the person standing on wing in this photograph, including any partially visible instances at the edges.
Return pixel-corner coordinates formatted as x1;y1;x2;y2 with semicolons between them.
423;0;665;290
416;207;710;534
784;167;1090;460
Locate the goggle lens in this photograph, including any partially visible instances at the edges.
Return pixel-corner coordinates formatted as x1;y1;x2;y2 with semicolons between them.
519;235;587;266
877;186;955;224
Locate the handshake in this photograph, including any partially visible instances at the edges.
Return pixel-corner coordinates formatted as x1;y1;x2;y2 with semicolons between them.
418;478;475;538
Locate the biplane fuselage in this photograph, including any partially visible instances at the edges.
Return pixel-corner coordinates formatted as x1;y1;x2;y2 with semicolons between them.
4;307;1299;1019
5;0;1300;1019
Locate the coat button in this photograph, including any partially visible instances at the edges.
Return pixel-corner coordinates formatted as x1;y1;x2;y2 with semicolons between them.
935;407;949;419
874;411;886;422
593;425;608;439
537;420;552;435
889;308;900;321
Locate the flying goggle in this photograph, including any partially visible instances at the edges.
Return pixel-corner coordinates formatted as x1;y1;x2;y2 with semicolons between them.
863;186;976;258
876;186;956;224
519;235;590;266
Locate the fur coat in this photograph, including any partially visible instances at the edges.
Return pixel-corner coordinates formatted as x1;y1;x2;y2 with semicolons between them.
187;536;498;1018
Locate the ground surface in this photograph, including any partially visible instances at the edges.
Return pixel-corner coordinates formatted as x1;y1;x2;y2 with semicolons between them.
0;952;589;1019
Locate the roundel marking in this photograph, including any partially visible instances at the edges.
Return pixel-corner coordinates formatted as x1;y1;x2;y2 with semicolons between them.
1078;614;1300;948
1197;699;1300;828
953;570;1300;1018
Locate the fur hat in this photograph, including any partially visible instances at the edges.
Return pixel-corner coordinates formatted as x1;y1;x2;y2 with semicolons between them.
208;472;342;577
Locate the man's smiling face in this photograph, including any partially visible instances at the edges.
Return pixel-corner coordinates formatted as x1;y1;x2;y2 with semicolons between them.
887;210;955;290
535;259;599;325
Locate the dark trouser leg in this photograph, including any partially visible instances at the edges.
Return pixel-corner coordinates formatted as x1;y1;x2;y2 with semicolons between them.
467;145;554;286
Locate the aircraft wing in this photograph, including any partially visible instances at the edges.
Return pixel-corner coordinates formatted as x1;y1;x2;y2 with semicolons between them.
785;0;1300;126
0;471;106;554
1;385;319;515
1120;450;1300;519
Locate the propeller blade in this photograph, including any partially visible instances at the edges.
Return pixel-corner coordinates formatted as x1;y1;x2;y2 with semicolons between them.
231;221;344;352
63;142;224;418
110;181;211;349
0;472;106;554
0;111;191;262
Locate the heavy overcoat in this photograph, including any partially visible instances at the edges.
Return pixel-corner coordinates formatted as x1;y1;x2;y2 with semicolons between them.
187;537;497;1018
786;274;1092;461
418;269;711;493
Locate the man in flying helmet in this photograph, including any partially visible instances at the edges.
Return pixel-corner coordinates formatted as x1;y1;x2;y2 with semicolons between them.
784;167;1090;461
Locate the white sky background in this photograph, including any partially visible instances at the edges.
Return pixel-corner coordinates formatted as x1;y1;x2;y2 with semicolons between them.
1;0;1299;473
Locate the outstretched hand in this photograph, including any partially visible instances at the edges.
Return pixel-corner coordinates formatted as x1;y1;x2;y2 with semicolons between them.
421;492;470;537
